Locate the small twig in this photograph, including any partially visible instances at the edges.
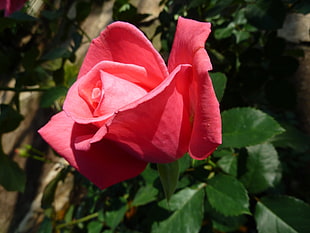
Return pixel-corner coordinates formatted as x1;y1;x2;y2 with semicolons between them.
56;212;99;230
0;87;48;92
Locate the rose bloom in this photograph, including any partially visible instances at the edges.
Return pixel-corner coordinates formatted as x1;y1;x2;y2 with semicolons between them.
38;17;222;189
0;0;28;16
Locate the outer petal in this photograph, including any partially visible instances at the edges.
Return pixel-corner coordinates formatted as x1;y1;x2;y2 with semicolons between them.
189;50;222;159
105;65;192;163
38;111;147;189
78;21;168;89
168;17;222;159
1;0;28;16
168;17;212;72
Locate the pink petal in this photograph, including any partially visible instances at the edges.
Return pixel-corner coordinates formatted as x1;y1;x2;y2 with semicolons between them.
168;17;221;159
78;22;168;89
94;70;147;117
63;61;147;125
38;111;147;189
168;17;212;72
105;65;192;163
189;50;222;159
1;0;28;16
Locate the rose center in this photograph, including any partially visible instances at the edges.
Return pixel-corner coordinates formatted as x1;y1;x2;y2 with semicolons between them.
92;87;103;101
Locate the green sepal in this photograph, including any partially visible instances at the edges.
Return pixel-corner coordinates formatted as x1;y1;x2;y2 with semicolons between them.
157;160;180;201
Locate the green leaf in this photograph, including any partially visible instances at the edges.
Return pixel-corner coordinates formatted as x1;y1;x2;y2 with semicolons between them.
178;154;192;173
205;193;247;232
0;152;26;192
132;185;158;207
268;123;310;152
37;217;53;233
217;154;237;176
214;25;234;39
157;160;179;201
212;215;247;232
105;199;127;230
240;143;281;193
0;104;24;134
9;11;37;21
245;0;285;30
41;167;69;209
210;72;227;102
87;220;103;233
255;196;310;233
40;86;67;108
153;186;204;233
293;1;310;14
233;30;251;44
221;107;285;148
141;165;158;185
206;174;250;216
41;47;70;60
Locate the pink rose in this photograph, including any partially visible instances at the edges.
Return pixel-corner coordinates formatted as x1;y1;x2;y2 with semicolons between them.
38;17;222;189
0;0;28;16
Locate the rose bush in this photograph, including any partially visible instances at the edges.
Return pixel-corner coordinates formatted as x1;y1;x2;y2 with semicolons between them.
0;0;28;16
38;17;221;189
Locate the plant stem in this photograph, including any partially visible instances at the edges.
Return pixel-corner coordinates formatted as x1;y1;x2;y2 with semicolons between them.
56;212;99;230
0;87;48;92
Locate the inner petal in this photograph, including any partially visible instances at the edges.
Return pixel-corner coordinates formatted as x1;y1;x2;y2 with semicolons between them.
93;71;148;117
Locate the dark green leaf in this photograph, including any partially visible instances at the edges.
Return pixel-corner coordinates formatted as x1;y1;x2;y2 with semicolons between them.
269;123;310;152
75;1;91;22
204;0;234;17
157;160;179;201
255;196;310;233
210;72;227;102
245;0;286;30
214;25;234;39
217;154;237;176
37;217;53;233
221;107;285;148
212;148;234;158
153;186;204;233
87;220;103;233
141;165;158;185
0;104;24;134
233;30;251;43
41;10;62;20
293;1;310;14
178;154;192;173
105;198;127;230
41;167;69;209
240;143;281;193
205;189;247;232
9;11;36;21
132;185;158;207
40;86;67;108
41;47;70;60
206;174;250;216
0;152;26;192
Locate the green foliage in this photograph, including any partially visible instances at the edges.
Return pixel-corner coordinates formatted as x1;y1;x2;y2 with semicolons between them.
221;107;285;148
157;160;179;201
255;196;310;233
206;174;250;216
240;143;281;193
0;152;26;192
41;167;70;209
153;186;204;233
0;104;24;134
210;72;227;102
